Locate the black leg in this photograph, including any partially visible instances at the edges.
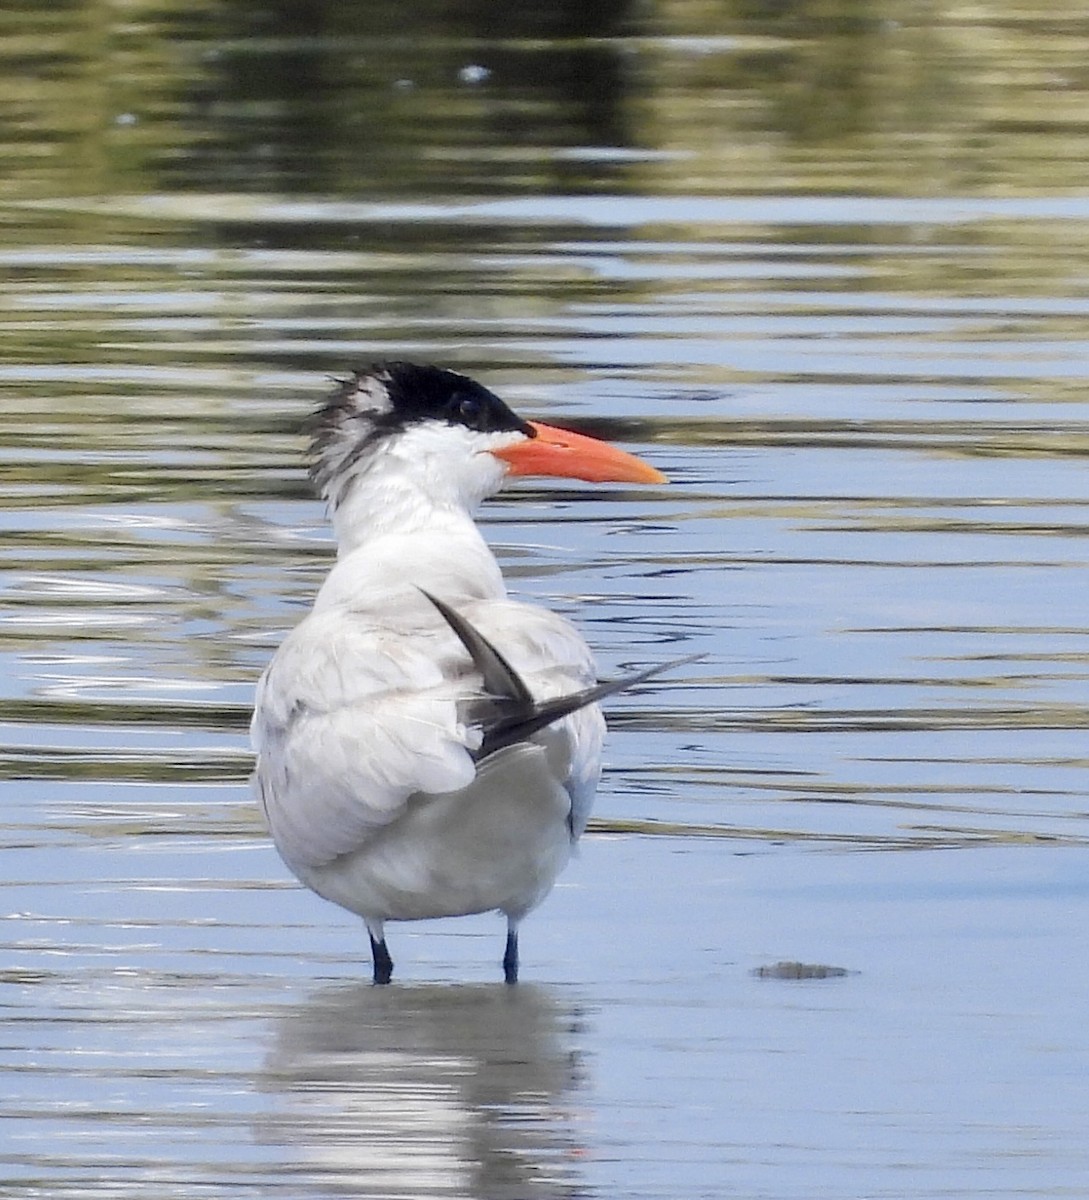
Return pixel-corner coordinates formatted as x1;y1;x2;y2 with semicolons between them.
502;927;519;985
370;932;393;985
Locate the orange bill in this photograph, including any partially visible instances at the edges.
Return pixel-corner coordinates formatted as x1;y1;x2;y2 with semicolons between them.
492;421;666;484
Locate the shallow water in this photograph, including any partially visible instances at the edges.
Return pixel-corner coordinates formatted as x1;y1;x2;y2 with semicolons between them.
3;2;1089;1197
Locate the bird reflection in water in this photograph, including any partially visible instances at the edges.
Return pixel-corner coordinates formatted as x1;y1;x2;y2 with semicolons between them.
257;982;589;1198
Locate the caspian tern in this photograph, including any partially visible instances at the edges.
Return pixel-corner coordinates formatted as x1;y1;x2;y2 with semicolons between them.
252;362;684;984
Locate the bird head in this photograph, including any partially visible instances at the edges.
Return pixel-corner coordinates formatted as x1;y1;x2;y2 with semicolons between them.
310;362;664;521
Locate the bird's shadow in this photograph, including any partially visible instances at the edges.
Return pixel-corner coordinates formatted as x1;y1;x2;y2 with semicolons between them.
255;979;591;1198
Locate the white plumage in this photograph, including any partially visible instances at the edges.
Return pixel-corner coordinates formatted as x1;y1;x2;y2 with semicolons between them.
251;362;668;982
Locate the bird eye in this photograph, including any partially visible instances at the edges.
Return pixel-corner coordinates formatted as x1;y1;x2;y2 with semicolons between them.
453;393;483;427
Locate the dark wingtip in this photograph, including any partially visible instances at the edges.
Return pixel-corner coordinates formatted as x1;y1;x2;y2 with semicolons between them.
419;588;535;716
420;587;705;761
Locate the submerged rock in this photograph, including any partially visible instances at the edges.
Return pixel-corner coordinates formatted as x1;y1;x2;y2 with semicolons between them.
752;960;851;980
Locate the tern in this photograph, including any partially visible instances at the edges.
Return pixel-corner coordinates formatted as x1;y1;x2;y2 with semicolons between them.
252;362;687;983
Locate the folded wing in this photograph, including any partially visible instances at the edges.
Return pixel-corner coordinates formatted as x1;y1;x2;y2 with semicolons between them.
251;592;607;868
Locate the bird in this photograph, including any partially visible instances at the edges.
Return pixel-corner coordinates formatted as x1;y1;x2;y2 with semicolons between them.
251;361;688;984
